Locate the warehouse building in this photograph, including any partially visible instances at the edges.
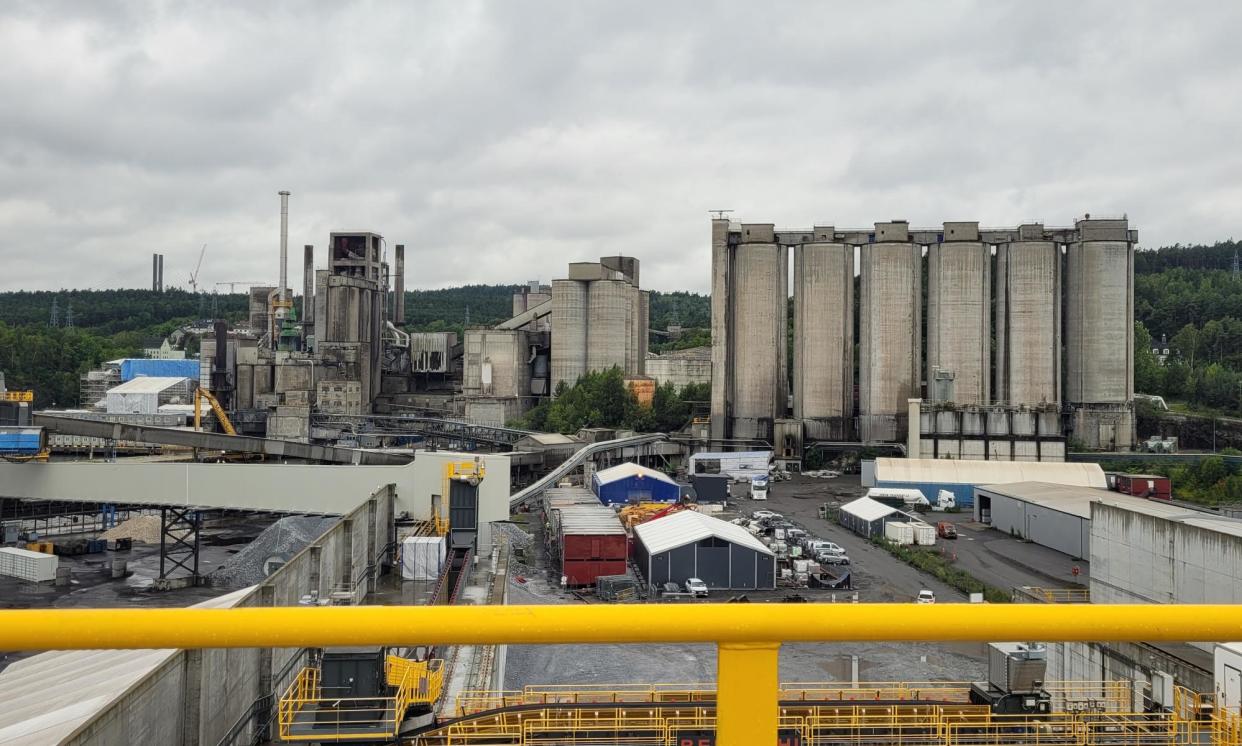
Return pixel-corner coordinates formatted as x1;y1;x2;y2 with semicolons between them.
104;377;194;415
838;496;916;539
633;510;775;590
591;462;680;505
973;481;1205;560
864;457;1107;507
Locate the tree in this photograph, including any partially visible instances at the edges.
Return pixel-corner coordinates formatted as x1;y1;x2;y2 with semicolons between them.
1134;323;1162;394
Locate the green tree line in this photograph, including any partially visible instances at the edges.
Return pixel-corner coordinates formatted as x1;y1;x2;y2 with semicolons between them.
511;367;708;434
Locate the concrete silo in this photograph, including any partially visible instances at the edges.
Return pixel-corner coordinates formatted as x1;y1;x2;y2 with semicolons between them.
858;221;922;442
926;222;990;405
709;221;788;442
995;223;1060;407
793;228;854;439
586;278;630;373
551;279;589;392
1064;217;1135;449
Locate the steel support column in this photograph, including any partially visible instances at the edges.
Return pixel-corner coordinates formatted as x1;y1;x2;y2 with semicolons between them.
717;641;779;746
160;506;202;581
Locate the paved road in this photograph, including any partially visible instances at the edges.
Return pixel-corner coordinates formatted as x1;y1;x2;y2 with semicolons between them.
934;512;1089;594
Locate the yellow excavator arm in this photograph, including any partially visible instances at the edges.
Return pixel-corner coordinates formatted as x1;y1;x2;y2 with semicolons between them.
194;387;237;435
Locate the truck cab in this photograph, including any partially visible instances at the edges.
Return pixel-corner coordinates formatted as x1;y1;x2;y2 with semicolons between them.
750;475;770;500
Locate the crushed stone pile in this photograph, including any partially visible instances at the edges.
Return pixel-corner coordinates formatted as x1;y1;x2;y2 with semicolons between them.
211;516;338;587
100;515;163;543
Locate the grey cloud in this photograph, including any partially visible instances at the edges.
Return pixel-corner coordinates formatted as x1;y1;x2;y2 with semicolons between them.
1;1;1241;294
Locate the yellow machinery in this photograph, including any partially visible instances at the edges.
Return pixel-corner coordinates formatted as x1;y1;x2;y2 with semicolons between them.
277;656;444;741
431;460;486;536
0;390;33;402
193;387;236;435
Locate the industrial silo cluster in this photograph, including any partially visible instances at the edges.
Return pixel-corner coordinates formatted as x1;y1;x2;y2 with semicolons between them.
710;216;1136;459
550;257;649;393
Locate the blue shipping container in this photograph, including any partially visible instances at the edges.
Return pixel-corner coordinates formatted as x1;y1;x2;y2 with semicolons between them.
0;427;44;454
121;359;199;382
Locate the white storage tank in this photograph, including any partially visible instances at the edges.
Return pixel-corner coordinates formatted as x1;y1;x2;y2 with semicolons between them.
0;547;59;583
884;521;915;546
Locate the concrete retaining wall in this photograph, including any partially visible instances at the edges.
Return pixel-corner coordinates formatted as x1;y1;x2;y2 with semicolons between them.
62;485;395;746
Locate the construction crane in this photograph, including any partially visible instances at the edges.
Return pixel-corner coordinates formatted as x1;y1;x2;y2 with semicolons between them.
193;387;237;435
188;244;208;293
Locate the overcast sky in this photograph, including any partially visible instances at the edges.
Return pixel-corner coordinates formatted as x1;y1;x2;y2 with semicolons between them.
2;2;1239;294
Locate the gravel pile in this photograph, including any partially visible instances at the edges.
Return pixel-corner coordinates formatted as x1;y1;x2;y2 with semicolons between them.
492;521;533;550
211;516;337;587
100;515;163;543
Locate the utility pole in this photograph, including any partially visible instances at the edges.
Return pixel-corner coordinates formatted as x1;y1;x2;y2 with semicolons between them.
49;297;59;327
65;300;74;329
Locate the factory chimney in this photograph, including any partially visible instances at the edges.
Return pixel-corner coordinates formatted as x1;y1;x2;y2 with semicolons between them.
152;254;159;291
395;244;406;325
277;190;290;318
157;254;164;292
303;244;314;326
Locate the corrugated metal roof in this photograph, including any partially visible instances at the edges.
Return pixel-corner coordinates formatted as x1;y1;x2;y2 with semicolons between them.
840;496;901;523
521;433;581;446
875;457;1107;489
978;481;1242;538
558;506;626;536
634;510;773;556
105;377;188;395
0;587;250;745
594;462;678;486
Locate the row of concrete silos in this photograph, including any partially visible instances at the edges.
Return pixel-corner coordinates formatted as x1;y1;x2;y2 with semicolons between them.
550;257;649;392
710;217;1135;449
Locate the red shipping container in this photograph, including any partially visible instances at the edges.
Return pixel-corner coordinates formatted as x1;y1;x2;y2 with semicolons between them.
1114;474;1172;500
557;506;628;587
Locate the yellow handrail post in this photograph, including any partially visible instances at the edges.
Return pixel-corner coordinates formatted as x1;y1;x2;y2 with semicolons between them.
716;641;779;746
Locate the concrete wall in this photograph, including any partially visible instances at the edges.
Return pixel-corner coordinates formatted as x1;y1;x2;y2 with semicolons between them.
645;356;711;389
64;486;395;746
0;451;509;548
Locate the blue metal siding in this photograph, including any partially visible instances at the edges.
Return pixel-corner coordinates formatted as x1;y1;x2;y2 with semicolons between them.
120;359;199;382
0;428;43;454
592;474;679;506
874;480;976;507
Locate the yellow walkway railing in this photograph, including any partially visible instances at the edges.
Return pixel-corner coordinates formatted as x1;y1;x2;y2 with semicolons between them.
278;657;444;741
3;604;1242;746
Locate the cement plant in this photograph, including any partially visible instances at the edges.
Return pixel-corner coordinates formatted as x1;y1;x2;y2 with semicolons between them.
2;202;1241;746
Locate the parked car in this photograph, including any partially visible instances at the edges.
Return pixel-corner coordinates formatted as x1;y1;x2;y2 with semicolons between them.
816;552;850;566
936;522;958;539
916;589;936;604
685;578;709;597
808;540;846;556
751;510;781;521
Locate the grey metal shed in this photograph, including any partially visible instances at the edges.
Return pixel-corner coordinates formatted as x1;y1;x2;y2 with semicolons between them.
633;511;776;590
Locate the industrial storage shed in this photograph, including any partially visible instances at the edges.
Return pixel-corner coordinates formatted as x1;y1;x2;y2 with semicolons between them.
865;457;1108;508
973;481;1171;559
104;377;194;415
839;496;910;539
592;462;680;505
633;510;775;590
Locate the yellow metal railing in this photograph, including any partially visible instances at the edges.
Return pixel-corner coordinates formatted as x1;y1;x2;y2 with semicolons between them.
1021;586;1091;604
277;657;443;741
5;604;1242;746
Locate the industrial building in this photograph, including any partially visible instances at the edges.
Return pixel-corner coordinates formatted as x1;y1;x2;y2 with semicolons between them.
633;510;776;590
710;216;1138;457
1046;500;1242;696
838;496;914;539
644;346;711;389
104;377;194;415
550;256;649;393
591;462;680;505
866;457;1107;508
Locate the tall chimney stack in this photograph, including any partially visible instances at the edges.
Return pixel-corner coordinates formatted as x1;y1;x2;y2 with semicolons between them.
303;244;314;325
395;244;406;325
157;254;164;292
152;254;159;291
277;190;291;318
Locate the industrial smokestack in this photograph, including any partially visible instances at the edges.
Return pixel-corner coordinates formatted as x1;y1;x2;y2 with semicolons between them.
277;190;290;318
395;244;406;325
152;254;159;291
157;254;164;292
303;244;314;325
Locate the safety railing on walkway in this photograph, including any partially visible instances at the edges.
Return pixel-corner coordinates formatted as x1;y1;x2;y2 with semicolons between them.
276;657;443;741
1018;586;1092;604
3;604;1242;746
